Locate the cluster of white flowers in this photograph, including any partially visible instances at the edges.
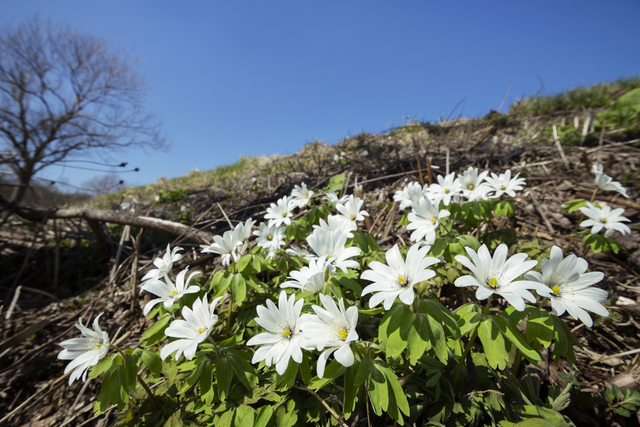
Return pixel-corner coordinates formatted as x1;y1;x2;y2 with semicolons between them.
394;168;527;245
247;290;359;378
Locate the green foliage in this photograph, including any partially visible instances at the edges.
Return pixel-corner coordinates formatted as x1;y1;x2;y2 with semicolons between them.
596;87;640;133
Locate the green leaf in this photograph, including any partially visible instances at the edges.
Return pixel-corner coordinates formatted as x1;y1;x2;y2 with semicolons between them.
308;360;346;391
368;362;389;416
163;409;184;427
141;314;171;341
234;404;256;427
324;172;345;192
478;317;508;370
561;198;588;213
429;237;449;258
230;273;247;306
227;350;259;390
138;349;162;375
200;361;215;405
343;362;359;418
491;314;541;365
386;308;416;358
179;361;204;394
422;299;461;338
276;360;298;390
337;275;362;294
379;363;411;418
89;353;118;379
355;356;374;386
216;357;233;401
550;316;579;366
254;405;273;427
426;312;448;363
236;254;252;273
495;200;515;217
276;399;298;427
125;354;138;391
526;308;554;350
407;315;430;365
378;304;405;350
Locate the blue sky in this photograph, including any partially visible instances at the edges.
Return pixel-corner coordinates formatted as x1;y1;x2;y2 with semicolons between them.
2;1;640;192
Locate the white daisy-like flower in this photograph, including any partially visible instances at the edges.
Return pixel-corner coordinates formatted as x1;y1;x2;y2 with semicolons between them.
140;268;201;315
247;291;305;375
290;183;315;209
457;167;489;196
324;192;349;206
253;222;285;258
454;244;544;311
426;173;461;206
464;184;494;202
579;202;631;237
280;256;329;293
141;244;183;282
524;246;608;327
406;197;450;244
484;170;526;198
312;215;358;238
265;196;294;227
361;244;439;310
235;218;256;242
592;164;629;198
58;313;110;386
336;195;369;223
306;228;361;273
286;245;311;258
161;295;223;361
299;294;359;378
394;181;425;210
200;228;243;267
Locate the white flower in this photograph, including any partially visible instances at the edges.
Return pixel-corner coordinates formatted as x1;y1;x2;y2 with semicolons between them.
161;295;223;361
484;170;526;198
361;150;368;157
265;196;294;227
426;173;461;206
455;244;544;311
465;184;493;202
336;195;369;223
394;182;425;210
200;228;243;267
247;291;305;375
312;215;357;238
361;244;439;310
58;313;110;386
141;268;201;315
593;164;629;198
325;192;349;206
457;167;489;197
254;222;285;258
290;183;315;209
524;246;608;327
180;205;189;212
280;256;328;293
299;294;358;378
141;244;184;282
286;245;311;258
406;197;450;244
307;228;361;273
579;202;631;237
236;218;256;242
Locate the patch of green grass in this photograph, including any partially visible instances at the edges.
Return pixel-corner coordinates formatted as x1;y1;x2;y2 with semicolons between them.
510;76;640;116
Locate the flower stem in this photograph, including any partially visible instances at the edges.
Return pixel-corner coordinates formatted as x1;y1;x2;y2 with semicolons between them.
207;336;222;359
565;188;598;252
225;299;234;338
110;345;159;410
453;297;492;387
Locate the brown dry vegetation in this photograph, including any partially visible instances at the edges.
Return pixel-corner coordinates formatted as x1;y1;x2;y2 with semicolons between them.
1;81;640;426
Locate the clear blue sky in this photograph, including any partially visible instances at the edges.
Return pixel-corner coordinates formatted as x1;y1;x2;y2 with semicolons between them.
2;1;640;192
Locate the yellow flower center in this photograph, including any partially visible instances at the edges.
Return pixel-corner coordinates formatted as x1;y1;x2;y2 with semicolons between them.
350;214;355;219
197;327;206;334
551;285;561;296
430;217;437;224
600;218;607;223
468;184;474;190
500;184;505;189
488;277;498;289
171;290;178;297
281;212;286;217
397;275;407;286
444;188;449;193
338;329;349;341
95;343;103;350
282;328;292;338
267;235;272;240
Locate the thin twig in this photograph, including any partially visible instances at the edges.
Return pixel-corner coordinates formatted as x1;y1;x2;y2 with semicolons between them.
294;385;348;427
217;202;235;230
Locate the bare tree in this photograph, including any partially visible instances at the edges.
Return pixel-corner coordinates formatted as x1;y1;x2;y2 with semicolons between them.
82;173;126;195
0;16;166;205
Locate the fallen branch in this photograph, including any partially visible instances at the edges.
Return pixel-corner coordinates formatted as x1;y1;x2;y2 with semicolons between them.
1;198;215;245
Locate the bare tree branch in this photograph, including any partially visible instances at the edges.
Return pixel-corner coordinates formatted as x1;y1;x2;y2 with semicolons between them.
0;16;168;204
